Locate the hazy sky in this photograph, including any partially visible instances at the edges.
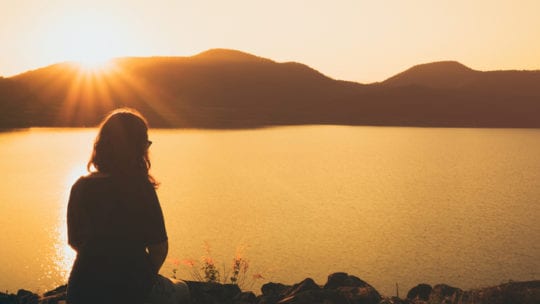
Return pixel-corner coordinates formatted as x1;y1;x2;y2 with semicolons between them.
1;0;539;83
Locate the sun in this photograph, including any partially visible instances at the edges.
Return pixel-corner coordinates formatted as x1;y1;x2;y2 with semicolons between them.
67;24;119;71
76;56;115;73
42;10;131;71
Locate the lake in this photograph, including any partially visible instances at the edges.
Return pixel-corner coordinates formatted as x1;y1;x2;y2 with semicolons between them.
0;126;539;295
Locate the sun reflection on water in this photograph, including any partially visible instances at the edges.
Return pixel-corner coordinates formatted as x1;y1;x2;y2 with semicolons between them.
52;165;88;283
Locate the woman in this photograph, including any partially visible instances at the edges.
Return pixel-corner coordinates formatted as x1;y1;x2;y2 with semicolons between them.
67;108;168;304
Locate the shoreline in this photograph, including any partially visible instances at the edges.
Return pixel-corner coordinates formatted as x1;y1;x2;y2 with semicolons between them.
1;273;538;304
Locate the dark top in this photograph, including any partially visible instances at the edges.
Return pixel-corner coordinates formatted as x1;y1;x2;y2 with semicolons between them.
66;173;167;304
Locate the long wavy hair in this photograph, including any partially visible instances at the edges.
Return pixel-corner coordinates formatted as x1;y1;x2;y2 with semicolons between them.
88;108;158;187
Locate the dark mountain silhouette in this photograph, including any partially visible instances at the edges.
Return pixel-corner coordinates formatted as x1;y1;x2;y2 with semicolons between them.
382;61;540;96
1;48;539;128
382;61;480;89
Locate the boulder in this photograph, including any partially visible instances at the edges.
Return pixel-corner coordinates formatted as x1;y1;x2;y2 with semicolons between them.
259;283;291;304
42;285;67;298
277;289;346;304
260;278;348;304
428;284;462;303
323;273;381;304
379;296;408;304
260;274;381;304
276;278;321;303
336;286;381;304
261;283;290;297
39;285;67;304
3;273;538;304
185;281;241;304
457;280;540;304
16;289;39;304
145;276;191;304
233;291;256;304
0;291;17;304
406;284;432;301
282;278;321;297
324;272;371;289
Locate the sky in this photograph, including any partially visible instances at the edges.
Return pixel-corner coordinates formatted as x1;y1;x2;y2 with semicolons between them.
1;0;539;83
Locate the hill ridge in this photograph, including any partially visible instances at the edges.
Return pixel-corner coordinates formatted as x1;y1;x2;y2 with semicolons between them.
382;60;480;89
192;48;274;63
1;49;540;129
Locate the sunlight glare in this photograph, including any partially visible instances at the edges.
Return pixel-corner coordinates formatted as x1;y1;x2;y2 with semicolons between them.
42;10;130;73
69;23;117;72
75;58;115;74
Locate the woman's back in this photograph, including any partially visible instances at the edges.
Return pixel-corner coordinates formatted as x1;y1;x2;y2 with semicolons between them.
67;173;167;304
69;173;165;251
66;108;168;304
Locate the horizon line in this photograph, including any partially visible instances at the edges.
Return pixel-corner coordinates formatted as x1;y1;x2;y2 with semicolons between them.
2;48;540;83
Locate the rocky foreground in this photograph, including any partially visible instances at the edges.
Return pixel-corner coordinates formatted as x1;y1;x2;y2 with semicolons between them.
1;272;539;304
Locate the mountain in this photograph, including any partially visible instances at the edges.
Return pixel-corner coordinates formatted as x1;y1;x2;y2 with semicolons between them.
382;61;479;89
1;49;539;128
382;61;540;96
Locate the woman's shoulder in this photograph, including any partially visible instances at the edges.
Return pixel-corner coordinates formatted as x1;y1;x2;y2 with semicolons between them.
79;172;111;181
72;172;154;192
85;172;111;179
72;172;111;188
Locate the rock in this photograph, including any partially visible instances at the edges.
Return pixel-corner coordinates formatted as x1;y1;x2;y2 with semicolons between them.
324;273;349;290
264;275;381;304
278;289;347;304
379;296;408;304
185;281;241;304
39;294;66;304
259;278;349;304
428;284;462;303
457;280;540;304
146;276;191;304
2;274;538;304
0;291;17;304
42;285;67;298
39;285;67;304
283;278;321;296
406;284;432;301
233;291;256;304
275;278;321;304
324;272;372;290
16;289;39;304
261;283;290;297
323;273;381;304
259;282;291;304
336;286;381;304
222;284;243;300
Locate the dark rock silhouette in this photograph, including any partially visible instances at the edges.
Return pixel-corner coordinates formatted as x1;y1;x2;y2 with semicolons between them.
323;272;375;290
250;273;382;304
428;284;463;303
1;274;539;304
185;281;241;304
1;48;540;128
406;283;432;301
15;289;38;304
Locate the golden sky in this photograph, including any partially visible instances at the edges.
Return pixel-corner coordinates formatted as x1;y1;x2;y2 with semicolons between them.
1;0;539;83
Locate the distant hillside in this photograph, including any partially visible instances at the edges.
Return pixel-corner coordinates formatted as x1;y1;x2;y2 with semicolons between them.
382;61;479;89
1;49;539;128
382;61;540;96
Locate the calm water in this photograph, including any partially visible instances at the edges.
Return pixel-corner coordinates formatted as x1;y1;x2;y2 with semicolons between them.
0;126;539;295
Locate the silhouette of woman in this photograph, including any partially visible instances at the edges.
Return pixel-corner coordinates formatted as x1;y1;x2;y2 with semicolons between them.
66;108;168;304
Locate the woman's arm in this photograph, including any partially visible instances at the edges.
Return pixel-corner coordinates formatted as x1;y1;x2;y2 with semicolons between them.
67;179;84;251
147;240;168;274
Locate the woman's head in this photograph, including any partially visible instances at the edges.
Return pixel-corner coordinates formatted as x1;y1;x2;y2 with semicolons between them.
88;108;157;185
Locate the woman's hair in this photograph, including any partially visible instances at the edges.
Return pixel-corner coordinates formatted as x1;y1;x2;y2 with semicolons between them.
88;108;158;187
